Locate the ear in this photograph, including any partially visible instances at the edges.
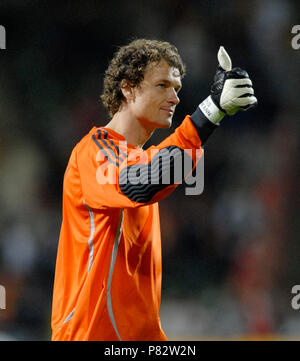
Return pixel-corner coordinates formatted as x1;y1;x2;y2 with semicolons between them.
120;79;135;102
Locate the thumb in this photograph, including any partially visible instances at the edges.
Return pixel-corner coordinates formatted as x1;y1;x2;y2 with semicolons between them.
217;46;232;71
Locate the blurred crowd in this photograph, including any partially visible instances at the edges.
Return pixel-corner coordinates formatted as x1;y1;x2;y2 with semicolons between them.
0;0;299;340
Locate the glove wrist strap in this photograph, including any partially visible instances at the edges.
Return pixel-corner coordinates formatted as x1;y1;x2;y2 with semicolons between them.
199;95;225;124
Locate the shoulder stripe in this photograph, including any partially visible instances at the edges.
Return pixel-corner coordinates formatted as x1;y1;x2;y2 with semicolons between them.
97;129;127;162
98;137;120;162
92;134;120;167
97;129;128;160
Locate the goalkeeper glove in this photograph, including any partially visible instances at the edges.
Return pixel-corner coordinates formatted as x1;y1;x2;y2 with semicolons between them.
199;46;258;124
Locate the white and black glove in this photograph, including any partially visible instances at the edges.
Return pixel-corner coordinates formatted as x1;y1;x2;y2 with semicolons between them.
199;46;258;124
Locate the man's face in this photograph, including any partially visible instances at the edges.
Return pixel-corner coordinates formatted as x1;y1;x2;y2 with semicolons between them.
126;60;182;130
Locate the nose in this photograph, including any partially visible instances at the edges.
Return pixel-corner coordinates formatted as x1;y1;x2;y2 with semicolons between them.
168;88;180;105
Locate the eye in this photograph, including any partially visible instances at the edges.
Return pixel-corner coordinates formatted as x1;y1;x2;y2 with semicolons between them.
158;83;166;88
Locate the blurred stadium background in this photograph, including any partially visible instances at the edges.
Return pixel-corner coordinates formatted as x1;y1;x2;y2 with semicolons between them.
0;0;299;341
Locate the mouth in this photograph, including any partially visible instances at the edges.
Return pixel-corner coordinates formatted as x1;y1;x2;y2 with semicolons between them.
160;107;174;115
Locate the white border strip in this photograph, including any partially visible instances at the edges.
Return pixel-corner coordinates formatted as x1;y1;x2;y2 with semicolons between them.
84;202;95;273
107;210;124;340
63;308;75;325
59;203;95;329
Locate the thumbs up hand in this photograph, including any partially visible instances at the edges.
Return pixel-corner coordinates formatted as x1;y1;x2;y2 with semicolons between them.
198;46;258;124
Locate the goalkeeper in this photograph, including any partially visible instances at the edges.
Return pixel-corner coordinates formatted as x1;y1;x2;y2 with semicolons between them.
51;39;257;341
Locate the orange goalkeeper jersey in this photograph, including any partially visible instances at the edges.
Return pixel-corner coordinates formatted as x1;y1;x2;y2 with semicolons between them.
51;110;216;341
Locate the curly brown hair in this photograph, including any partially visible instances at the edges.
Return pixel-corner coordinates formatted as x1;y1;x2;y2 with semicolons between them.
100;39;186;116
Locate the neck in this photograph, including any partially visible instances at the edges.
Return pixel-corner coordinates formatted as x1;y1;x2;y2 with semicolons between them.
104;110;155;148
